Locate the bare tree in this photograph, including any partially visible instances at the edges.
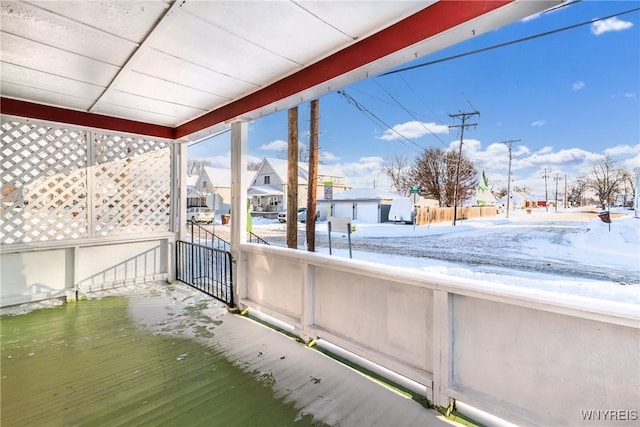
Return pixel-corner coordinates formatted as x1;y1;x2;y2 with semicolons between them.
618;169;636;207
382;155;412;195
410;148;477;207
247;161;262;171
586;156;621;208
187;159;212;176
567;176;589;207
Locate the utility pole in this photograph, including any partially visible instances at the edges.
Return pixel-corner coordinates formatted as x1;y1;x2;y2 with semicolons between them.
554;173;562;212
542;168;549;212
287;107;298;249
564;174;567;209
448;110;479;226
499;139;520;219
306;99;319;252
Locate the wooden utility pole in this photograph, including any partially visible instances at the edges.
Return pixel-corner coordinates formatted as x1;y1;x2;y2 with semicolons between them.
287;107;298;249
564;174;568;209
448;110;479;226
500;139;520;218
306;99;319;252
542;168;549;212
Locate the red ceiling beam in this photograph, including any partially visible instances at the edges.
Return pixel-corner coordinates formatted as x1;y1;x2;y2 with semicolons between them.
175;0;512;138
0;97;175;140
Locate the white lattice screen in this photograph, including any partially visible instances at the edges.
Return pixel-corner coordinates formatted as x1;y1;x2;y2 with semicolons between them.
1;118;172;244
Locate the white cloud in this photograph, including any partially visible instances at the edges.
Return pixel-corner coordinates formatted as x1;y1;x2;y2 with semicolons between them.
591;17;634;36
259;139;288;151
531;120;546;127
604;144;640;158
572;81;585;91
320;151;339;162
331;156;393;190
379;121;449;141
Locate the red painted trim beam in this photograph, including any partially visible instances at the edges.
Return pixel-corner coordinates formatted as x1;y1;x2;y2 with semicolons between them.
0;97;175;140
175;0;512;138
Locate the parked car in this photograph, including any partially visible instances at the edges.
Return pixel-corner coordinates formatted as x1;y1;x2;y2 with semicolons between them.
186;207;214;224
278;207;315;223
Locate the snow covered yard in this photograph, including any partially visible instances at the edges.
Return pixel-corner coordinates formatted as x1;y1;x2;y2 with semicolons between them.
248;207;639;305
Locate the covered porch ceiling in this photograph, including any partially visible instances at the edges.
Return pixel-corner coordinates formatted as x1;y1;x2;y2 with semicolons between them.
0;0;561;142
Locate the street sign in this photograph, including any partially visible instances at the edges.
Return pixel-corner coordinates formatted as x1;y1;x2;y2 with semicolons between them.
324;181;334;200
410;185;419;194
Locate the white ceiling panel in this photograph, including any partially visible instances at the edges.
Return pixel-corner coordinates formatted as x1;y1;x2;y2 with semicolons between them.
29;0;172;44
92;100;194;127
184;1;352;65
132;48;257;98
114;71;229;110
0;1;138;66
150;10;298;85
98;90;207;122
1;63;105;100
298;1;435;39
1;32;119;86
1;81;95;111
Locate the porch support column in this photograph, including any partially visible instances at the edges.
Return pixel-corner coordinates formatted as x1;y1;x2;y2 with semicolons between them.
230;120;248;304
173;141;188;241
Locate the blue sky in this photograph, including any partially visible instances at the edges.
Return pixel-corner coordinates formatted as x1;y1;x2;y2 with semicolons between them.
188;0;639;195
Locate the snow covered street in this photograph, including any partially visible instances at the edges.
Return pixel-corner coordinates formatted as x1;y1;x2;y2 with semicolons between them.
229;207;640;304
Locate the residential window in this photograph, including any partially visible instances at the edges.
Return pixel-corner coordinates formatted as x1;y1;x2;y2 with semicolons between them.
264;176;270;185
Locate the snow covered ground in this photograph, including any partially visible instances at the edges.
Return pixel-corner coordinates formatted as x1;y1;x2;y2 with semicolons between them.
249;207;639;305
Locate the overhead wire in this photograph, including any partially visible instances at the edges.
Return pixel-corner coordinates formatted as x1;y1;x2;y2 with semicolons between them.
380;6;640;76
373;79;450;149
337;90;425;154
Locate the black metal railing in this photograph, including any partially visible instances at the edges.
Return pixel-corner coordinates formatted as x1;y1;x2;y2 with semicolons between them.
176;240;234;306
248;231;270;245
189;220;230;251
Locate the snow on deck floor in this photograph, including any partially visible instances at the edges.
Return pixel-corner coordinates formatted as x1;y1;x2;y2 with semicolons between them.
132;282;456;427
1;282;456;427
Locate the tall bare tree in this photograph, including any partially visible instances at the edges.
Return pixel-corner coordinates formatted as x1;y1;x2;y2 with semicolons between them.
586;156;622;208
382;155;412;195
411;148;477;207
618;169;636;207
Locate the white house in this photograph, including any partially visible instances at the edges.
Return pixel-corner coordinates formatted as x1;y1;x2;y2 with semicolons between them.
249;158;349;215
317;188;407;223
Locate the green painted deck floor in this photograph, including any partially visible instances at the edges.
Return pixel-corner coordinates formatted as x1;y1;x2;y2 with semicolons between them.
1;283;454;426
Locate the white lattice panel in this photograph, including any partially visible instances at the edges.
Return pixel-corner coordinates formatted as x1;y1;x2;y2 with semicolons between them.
1;119;172;245
1;120;88;243
93;134;171;237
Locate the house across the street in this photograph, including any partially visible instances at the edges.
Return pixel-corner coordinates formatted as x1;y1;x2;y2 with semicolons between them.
249;158;349;218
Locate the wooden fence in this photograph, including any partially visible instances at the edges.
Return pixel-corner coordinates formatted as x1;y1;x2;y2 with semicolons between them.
414;206;498;225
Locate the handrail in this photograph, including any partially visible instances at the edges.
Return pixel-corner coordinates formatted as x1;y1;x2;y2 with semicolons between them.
248;231;270;245
188;220;230;251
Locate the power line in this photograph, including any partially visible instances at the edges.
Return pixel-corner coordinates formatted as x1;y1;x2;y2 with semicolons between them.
337;89;425;153
380;6;640;76
397;74;445;123
373;80;450;148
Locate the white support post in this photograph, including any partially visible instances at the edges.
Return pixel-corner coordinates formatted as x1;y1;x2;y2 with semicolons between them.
174;141;188;241
230;121;248;304
432;289;452;408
